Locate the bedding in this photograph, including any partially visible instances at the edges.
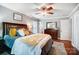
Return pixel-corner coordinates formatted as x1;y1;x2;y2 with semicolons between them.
17;28;25;37
17;28;31;36
4;35;18;48
4;29;29;48
24;29;31;36
11;34;51;55
21;34;49;46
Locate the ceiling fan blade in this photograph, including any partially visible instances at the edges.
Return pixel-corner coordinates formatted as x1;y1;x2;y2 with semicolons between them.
52;9;66;13
47;12;54;14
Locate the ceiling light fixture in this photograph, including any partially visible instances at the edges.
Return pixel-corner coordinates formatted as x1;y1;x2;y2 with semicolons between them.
39;3;54;15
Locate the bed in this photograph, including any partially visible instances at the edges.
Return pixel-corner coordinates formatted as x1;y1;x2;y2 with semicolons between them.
2;22;53;55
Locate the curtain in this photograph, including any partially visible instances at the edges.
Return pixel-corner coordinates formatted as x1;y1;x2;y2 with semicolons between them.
32;20;39;34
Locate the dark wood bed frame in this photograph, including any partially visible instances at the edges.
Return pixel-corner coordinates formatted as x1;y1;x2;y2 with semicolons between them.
2;22;28;38
2;22;53;55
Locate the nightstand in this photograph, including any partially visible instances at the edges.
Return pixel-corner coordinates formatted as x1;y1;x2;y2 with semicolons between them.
0;38;11;54
0;38;5;54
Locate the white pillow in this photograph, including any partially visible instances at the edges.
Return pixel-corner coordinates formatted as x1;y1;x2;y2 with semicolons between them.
17;29;25;36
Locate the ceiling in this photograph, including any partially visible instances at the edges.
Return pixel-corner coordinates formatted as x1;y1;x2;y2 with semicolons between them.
0;3;78;20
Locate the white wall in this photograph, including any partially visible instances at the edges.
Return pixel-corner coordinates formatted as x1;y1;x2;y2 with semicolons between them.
0;5;35;24
71;10;79;50
59;19;72;40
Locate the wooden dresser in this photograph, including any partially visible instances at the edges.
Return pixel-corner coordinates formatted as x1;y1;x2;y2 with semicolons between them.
44;28;59;40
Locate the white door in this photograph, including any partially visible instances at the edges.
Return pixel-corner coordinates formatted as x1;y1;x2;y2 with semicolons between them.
60;20;71;40
72;13;79;50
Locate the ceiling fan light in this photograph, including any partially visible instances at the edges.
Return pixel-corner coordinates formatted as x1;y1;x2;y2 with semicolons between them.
47;6;53;11
35;3;54;15
41;6;46;10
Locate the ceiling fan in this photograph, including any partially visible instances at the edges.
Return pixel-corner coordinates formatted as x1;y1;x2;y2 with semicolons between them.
33;3;54;15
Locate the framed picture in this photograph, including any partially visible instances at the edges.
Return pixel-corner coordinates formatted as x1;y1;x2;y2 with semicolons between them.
46;22;57;29
13;13;23;21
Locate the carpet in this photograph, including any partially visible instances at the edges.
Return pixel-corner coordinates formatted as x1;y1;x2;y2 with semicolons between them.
49;41;67;55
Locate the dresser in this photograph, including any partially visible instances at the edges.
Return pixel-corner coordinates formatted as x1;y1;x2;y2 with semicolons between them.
44;28;59;40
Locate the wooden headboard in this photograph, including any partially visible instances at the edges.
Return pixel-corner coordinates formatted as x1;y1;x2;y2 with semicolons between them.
2;22;28;38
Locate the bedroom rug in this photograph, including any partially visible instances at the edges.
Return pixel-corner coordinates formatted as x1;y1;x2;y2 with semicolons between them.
49;41;67;55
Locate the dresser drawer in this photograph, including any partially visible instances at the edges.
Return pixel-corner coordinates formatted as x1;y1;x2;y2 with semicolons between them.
44;28;58;40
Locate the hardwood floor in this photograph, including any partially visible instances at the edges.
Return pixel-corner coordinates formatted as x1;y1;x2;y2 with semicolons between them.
54;40;79;55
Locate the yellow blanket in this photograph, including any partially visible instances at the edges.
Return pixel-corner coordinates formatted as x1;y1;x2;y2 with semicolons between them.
21;34;49;46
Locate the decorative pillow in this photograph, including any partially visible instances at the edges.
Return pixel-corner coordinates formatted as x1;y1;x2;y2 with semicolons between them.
24;29;30;36
17;28;25;37
9;28;16;37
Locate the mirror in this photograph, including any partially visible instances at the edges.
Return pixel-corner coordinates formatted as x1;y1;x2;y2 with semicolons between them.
46;22;57;29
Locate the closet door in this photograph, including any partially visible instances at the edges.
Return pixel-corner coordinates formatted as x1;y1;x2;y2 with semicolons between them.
60;20;71;40
72;13;79;50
